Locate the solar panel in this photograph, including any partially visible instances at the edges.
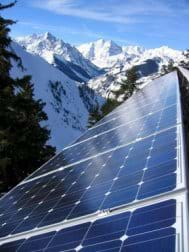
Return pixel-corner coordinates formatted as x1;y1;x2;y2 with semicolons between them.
26;102;178;180
0;127;181;236
0;71;188;251
0;196;186;251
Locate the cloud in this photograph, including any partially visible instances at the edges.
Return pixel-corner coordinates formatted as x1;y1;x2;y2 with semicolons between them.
31;0;137;24
32;0;189;24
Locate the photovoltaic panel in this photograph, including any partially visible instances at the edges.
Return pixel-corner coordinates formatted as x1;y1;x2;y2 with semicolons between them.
0;125;180;237
0;71;188;251
0;198;184;251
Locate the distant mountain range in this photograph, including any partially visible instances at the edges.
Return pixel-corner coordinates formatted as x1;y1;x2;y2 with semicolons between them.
77;38;183;69
13;33;186;148
77;39;184;98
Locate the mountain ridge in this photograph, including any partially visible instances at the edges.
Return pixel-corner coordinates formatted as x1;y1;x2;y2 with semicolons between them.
16;33;103;83
16;32;185;102
77;39;183;68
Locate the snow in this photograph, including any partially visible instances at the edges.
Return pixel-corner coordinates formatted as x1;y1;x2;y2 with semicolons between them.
10;42;103;151
122;45;145;55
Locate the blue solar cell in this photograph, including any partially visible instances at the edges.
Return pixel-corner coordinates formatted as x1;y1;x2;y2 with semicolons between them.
47;223;90;251
127;199;176;235
138;174;176;200
16;232;55;252
143;159;176;181
123;229;175;252
0;239;25;252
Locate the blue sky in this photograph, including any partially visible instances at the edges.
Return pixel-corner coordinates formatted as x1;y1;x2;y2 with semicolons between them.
2;0;189;49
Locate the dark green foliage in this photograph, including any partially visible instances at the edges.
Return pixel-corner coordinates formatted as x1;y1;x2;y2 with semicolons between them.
180;50;189;68
0;2;55;193
101;99;121;117
112;66;139;101
88;67;139;126
49;80;65;113
88;105;103;128
88;99;120;128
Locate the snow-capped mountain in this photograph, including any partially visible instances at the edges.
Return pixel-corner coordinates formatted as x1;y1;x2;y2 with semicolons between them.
122;45;145;56
77;39;183;69
16;32;102;83
11;42;104;151
77;39;122;68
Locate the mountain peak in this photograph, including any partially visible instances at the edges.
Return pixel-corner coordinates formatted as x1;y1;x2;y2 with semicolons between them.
94;38;120;48
43;32;57;41
16;33;101;81
95;38;105;44
77;39;122;68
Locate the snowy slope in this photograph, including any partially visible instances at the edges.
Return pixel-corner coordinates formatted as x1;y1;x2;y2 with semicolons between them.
77;39;183;69
10;42;104;151
87;56;169;99
16;33;102;83
87;63;159;99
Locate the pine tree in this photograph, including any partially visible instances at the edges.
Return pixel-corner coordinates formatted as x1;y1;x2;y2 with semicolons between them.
0;1;55;193
101;98;120;117
88;105;102;128
181;50;189;68
112;67;139;101
90;67;138;124
167;59;175;72
161;59;175;75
